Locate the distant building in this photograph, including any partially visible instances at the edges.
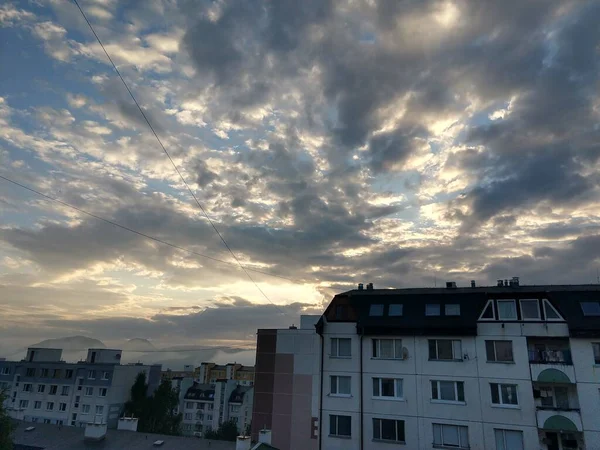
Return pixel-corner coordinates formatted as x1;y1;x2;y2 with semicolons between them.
161;365;195;380
0;347;161;429
195;362;254;386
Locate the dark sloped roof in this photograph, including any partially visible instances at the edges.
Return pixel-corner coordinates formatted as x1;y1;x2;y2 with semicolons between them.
12;421;235;450
184;382;214;400
228;386;252;403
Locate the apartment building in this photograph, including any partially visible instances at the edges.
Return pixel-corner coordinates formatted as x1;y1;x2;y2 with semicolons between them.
0;347;161;429
252;282;600;450
180;380;253;436
195;362;255;386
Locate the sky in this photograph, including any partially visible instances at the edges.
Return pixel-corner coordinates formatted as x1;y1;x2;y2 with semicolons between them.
1;0;599;356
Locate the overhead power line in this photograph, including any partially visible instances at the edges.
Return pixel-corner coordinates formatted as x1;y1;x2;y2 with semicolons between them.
0;174;296;284
71;0;290;315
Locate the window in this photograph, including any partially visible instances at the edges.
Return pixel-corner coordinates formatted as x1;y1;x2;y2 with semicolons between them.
53;369;61;378
99;388;107;397
230;405;240;413
40;368;49;377
543;299;562;320
65;369;74;379
198;403;204;410
46;402;54;411
329;415;351;437
0;367;10;375
369;304;384;316
85;387;93;396
593;343;600;364
59;402;67;412
184;413;193;420
43;419;50;424
429;339;462;361
520;299;540;319
19;400;29;408
372;378;403;399
433;423;469;449
490;383;519;406
186;402;194;409
61;386;70;396
95;405;104;415
330;338;351;358
497;300;517;320
26;368;36;377
431;380;465;403
49;385;58;395
426;304;441;316
486;340;514;362
102;371;110;380
540;386;569;409
37;384;45;393
87;370;96;380
372;338;403;359
389;304;403;316
82;404;91;414
480;300;495;320
581;301;600;316
330;375;351;396
445;304;460;316
34;401;42;410
23;383;32;392
373;418;405;443
494;429;523;450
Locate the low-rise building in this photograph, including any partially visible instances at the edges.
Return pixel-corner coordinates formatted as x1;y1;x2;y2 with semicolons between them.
0;347;161;429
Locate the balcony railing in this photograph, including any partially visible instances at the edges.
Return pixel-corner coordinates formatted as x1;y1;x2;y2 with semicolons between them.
529;349;572;364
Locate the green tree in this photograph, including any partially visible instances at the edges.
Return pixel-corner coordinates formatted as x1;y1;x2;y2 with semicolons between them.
204;419;238;442
0;388;13;450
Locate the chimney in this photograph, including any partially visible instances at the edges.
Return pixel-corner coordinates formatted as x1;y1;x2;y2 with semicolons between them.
259;429;272;445
366;283;374;290
358;283;364;290
512;276;520;287
504;279;509;287
84;422;107;442
117;417;138;432
497;279;504;287
236;436;251;450
445;281;457;289
470;280;476;288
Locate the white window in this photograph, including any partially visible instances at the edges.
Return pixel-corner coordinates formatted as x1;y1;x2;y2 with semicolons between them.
520;299;540;319
431;380;465;403
373;418;405;443
593;343;600;364
494;429;523;450
184;413;193;420
46;402;54;411
87;370;96;380
34;401;41;410
82;404;91;414
389;304;403;316
330;338;351;358
101;371;110;380
49;385;58;395
37;384;45;393
23;383;32;392
426;304;441;316
59;402;67;412
445;304;460;316
95;405;104;415
329;415;351;437
543;299;562;320
0;367;9;375
433;423;469;449
429;339;462;361
497;300;517;320
85;387;93;396
486;340;514;362
490;383;519;406
581;301;600;316
61;386;70;396
186;402;194;409
330;375;351;396
19;400;29;408
369;304;384;316
372;339;403;359
372;378;403;399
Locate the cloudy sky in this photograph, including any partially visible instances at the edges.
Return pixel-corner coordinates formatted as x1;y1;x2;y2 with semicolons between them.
1;0;599;356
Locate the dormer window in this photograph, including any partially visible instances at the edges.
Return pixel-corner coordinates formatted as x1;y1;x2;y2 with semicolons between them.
581;302;600;316
426;304;440;316
389;304;403;316
445;304;460;316
369;304;384;316
497;300;517;320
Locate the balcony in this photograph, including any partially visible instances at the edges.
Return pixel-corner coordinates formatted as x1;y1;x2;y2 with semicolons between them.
529;349;572;364
536;408;583;432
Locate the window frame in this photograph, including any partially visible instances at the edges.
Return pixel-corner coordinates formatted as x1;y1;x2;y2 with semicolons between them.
519;299;541;320
593;343;600;365
497;300;517;320
485;340;514;363
34;401;42;410
23;383;33;392
84;387;94;397
49;385;58;395
494;429;524;450
372;377;403;400
59;402;67;412
330;338;352;358
37;384;45;393
372;338;403;360
372;418;405;443
95;405;104;415
389;304;403;316
19;400;29;409
87;370;96;380
542;299;563;320
429;339;462;361
0;367;10;375
431;380;465;404
65;369;74;379
26;368;36;377
433;423;470;449
61;386;70;396
445;304;461;316
99;388;107;397
426;304;441;316
101;371;110;380
369;304;384;316
329;414;352;438
46;401;54;411
490;383;519;408
581;301;600;316
330;375;352;397
82;404;91;414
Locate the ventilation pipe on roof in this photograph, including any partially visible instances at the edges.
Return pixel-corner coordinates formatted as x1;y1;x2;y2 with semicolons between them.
358;283;364;290
512;276;520;287
236;436;251;450
446;281;457;289
366;283;374;290
497;279;504;287
504;279;509;287
471;280;476;288
84;422;107;442
258;429;272;445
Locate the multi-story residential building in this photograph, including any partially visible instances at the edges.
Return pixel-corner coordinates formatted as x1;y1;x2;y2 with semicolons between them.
195;362;255;386
179;380;253;436
0;347;161;429
252;282;600;450
162;365;195;381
